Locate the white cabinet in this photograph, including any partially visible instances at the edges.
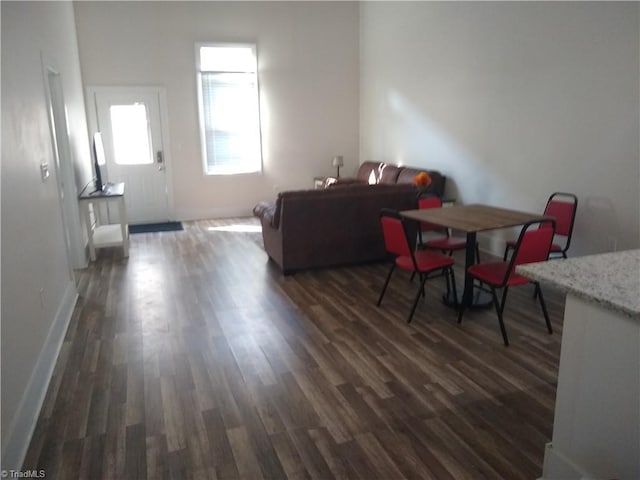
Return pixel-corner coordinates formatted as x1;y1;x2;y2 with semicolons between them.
518;251;640;480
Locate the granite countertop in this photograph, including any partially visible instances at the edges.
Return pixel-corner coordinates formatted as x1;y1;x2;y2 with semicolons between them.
517;249;640;319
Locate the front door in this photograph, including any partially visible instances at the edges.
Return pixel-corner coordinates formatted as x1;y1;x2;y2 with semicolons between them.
92;88;170;224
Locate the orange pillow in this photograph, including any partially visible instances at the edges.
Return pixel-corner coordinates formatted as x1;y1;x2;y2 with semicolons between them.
413;171;432;187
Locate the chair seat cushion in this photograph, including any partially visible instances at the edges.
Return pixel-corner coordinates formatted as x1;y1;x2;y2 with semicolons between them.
425;236;467;250
468;262;531;287
396;250;454;272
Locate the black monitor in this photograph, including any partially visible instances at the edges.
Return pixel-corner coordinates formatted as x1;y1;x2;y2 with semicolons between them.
92;132;106;192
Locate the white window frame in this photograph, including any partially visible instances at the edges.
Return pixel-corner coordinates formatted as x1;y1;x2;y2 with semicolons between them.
196;42;263;176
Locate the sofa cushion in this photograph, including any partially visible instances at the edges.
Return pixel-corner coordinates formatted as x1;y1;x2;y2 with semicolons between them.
379;164;402;184
356;161;385;183
353;161;403;184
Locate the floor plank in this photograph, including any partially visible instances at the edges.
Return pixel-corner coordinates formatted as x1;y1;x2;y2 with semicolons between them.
23;217;565;479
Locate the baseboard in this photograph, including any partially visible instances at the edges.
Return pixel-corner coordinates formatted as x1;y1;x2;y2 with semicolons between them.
538;442;591;480
175;206;254;221
477;231;510;259
0;281;78;471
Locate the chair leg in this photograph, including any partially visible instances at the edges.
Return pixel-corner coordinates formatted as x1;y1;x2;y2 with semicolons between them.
502;244;513;261
535;282;553;334
499;287;509;315
377;263;396;306
493;287;510;346
457;294;466;324
449;267;458;306
444;267;451;297
408;275;427;323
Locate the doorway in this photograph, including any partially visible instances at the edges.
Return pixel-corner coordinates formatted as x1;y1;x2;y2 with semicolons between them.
87;87;173;224
45;68;82;274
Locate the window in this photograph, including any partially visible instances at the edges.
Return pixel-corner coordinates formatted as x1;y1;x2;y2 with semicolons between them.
109;103;153;165
196;44;262;175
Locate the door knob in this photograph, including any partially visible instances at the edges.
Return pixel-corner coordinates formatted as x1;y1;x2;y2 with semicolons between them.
156;151;164;171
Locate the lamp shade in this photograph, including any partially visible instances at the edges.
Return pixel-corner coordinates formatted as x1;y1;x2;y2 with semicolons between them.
332;156;344;167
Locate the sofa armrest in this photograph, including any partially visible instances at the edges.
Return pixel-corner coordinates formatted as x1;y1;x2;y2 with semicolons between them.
253;201;279;229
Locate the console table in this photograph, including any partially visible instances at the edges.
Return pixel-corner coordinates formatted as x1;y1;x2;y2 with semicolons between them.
78;182;129;261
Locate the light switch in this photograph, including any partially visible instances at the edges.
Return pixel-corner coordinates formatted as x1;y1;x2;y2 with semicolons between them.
40;162;50;181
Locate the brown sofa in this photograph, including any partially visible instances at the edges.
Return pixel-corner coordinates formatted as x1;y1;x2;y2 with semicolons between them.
325;160;446;197
253;183;421;273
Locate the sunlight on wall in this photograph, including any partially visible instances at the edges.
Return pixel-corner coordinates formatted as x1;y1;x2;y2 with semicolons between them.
386;89;523;208
387;90;477;172
385;90;529;253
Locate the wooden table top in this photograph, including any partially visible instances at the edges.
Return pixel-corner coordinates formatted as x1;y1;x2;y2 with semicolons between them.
79;181;125;200
400;204;549;233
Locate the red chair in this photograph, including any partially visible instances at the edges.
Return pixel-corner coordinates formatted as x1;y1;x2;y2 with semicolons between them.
377;209;457;323
503;192;577;260
458;219;556;346
418;196;480;262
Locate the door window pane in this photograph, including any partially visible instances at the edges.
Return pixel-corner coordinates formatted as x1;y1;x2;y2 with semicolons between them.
110;104;153;165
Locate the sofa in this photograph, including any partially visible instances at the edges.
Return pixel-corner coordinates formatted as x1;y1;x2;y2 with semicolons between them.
253;161;447;273
253;183;421;273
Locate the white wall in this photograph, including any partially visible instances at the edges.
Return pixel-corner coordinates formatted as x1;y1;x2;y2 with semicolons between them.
360;2;640;256
74;1;360;220
1;1;92;469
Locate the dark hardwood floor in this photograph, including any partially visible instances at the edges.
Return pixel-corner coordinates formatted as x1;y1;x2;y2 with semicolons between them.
23;217;565;479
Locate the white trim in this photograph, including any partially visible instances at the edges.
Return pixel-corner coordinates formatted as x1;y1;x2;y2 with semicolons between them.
538;442;591;480
175;206;254;221
156;89;175;221
0;281;78;471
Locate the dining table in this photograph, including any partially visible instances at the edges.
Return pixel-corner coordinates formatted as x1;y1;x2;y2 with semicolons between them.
400;204;550;309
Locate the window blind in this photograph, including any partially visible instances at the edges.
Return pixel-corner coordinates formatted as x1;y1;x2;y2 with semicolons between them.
197;44;262;175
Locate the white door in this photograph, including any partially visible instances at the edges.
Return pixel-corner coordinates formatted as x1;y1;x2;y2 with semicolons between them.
93;88;169;224
46;68;78;275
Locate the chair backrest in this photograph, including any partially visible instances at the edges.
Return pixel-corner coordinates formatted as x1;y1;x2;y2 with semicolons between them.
508;220;556;281
417;195;444;233
380;209;413;259
543;192;578;251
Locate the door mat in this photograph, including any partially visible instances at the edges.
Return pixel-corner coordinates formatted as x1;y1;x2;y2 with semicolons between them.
129;222;183;234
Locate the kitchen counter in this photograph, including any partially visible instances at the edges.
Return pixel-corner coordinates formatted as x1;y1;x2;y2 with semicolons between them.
517;249;640;480
517;249;639;318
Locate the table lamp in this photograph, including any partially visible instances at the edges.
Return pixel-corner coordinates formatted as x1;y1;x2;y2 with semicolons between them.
332;155;344;178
